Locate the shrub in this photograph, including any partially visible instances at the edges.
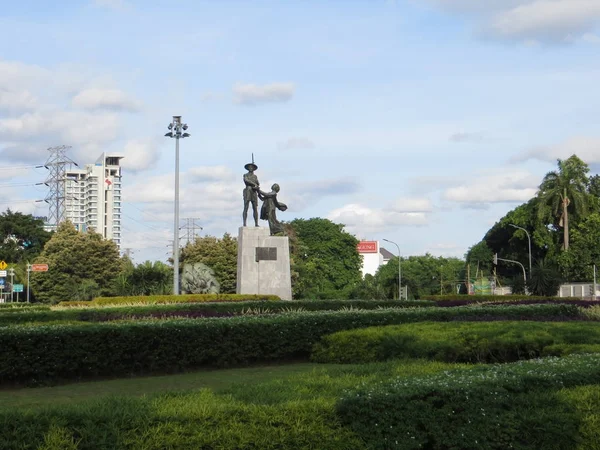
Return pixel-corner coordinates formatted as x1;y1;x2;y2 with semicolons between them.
423;295;582;302
92;293;282;305
336;354;600;450
312;321;600;364
0;300;433;327
0;304;581;385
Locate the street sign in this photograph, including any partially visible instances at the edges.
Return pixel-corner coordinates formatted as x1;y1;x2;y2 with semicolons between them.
0;270;6;277
0;261;6;270
13;284;23;293
31;264;49;272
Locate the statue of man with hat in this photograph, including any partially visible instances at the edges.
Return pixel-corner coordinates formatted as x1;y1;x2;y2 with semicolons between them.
242;155;260;227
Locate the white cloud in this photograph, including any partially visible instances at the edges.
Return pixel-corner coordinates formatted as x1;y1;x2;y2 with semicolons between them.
512;136;600;164
72;88;141;112
441;170;538;206
425;0;600;43
0;89;38;113
233;82;295;106
120;139;161;173
93;0;130;11
449;132;484;143
390;197;433;213
277;137;316;151
489;0;600;42
328;202;430;235
186;166;236;182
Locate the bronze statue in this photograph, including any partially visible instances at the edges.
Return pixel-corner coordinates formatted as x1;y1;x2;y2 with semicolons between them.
258;183;288;235
242;158;260;227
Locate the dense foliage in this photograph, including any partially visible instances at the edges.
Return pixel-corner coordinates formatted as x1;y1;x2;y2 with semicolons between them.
0;299;433;326
312;321;600;364
0;304;579;385
0;209;51;264
31;222;122;303
179;233;238;294
288;218;362;299
337;354;600;450
113;259;173;296
476;154;600;287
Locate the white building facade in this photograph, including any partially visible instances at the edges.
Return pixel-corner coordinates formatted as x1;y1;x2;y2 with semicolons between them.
358;241;384;277
64;153;123;249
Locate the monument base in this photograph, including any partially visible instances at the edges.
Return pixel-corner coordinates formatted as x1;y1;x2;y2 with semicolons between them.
236;227;292;301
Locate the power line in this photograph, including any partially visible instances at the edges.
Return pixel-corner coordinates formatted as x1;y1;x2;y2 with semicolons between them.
180;218;203;245
42;145;78;227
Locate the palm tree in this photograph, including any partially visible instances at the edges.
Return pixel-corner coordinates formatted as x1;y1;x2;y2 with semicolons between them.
537;155;589;251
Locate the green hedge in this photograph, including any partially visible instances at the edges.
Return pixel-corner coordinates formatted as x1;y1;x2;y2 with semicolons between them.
74;293;282;306
312;321;600;364
423;294;582;302
336;353;600;449
0;304;580;385
0;299;433;326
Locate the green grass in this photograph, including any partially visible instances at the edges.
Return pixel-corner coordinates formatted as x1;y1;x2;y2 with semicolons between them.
0;359;468;450
0;363;332;410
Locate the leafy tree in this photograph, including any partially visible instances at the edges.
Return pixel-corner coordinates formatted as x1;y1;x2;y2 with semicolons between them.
349;273;389;300
554;212;600;281
0;209;51;264
115;260;172;296
289;218;362;299
179;234;237;294
527;259;562;296
537;155;589;250
375;254;464;299
31;222;122;303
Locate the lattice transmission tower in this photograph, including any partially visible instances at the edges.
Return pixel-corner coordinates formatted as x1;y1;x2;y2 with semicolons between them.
180;218;203;245
42;145;78;227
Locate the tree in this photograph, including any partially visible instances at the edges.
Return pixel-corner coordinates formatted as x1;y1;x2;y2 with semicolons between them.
375;254;464;299
289;218;362;299
115;260;172;296
537;155;589;251
179;234;237;294
527;259;562;296
31;222;122;303
0;209;51;264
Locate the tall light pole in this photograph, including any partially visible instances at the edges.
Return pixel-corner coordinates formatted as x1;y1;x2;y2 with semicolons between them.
165;116;190;295
383;239;402;300
509;224;532;276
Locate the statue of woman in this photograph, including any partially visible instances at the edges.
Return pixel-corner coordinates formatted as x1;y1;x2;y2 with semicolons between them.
258;183;288;236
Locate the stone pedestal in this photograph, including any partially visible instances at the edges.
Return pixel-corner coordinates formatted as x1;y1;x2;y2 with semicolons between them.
236;227;292;300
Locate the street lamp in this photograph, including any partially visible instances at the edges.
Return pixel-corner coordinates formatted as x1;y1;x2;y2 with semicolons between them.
165;116;190;295
509;224;532;275
383;239;402;300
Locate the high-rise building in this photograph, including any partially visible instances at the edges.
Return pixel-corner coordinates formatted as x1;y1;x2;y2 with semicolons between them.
63;153;124;249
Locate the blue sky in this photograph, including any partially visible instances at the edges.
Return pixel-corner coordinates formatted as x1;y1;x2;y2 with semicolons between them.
1;0;599;263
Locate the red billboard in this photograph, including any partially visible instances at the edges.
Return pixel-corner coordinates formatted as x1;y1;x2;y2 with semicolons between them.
357;241;378;253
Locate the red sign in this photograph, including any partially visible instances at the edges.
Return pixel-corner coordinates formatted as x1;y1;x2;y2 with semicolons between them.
357;241;378;253
31;264;49;272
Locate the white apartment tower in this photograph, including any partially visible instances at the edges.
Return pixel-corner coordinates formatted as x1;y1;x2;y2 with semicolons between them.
64;153;124;249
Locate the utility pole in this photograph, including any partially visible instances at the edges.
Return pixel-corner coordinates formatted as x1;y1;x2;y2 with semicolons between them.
180;218;203;245
26;263;31;303
8;268;14;303
593;264;597;300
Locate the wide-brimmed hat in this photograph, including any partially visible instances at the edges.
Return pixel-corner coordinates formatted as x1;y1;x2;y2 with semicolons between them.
244;162;258;171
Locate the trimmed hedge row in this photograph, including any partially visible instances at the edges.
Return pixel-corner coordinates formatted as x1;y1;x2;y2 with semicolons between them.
424;294;582;302
0;300;434;326
0;304;580;385
312;321;600;364
59;293;282;307
336;353;600;449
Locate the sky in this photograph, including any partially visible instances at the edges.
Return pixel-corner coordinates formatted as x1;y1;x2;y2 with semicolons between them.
1;0;599;264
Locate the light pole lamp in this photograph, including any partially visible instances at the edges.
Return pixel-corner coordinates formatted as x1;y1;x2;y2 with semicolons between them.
165;116;190;295
383;238;402;300
509;224;532;275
